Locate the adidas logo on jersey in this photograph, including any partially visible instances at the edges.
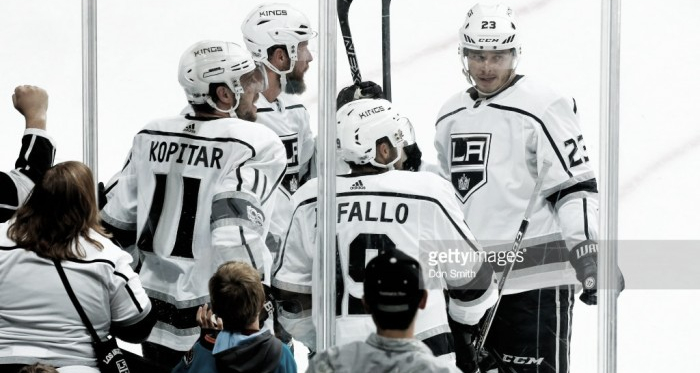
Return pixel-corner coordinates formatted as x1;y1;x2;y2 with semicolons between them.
183;123;196;134
350;180;365;190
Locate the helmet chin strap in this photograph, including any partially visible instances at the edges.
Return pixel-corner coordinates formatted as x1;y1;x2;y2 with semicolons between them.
280;73;288;93
262;56;297;94
206;96;239;118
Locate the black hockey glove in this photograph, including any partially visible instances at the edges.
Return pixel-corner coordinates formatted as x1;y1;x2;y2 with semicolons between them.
447;314;480;373
336;80;384;108
569;240;599;305
403;143;423;172
569;240;625;305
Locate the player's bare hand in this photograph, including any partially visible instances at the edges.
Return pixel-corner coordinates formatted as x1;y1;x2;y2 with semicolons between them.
12;85;48;130
196;303;223;330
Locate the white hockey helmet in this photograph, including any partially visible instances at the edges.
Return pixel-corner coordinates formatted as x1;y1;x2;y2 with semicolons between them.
336;98;415;170
241;3;318;75
178;40;267;116
459;3;520;52
459;3;521;94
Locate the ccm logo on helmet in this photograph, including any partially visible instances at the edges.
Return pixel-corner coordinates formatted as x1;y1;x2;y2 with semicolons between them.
478;38;499;42
358;106;385;119
260;10;287;16
194;46;223;57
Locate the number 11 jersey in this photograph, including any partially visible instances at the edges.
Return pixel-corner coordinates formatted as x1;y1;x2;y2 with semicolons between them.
101;114;286;351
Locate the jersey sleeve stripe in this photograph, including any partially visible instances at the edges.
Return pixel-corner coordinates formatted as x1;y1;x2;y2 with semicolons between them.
124;284;144;313
210;192;265;236
545;178;598;207
113;271;145;313
22;134;37;165
487;103;573;178
435;107;467;127
449;285;497;325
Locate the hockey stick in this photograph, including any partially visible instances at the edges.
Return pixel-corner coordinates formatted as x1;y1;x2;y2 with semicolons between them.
381;0;392;100
338;0;362;85
474;160;553;353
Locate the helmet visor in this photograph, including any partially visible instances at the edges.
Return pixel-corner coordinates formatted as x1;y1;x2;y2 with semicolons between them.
396;117;416;146
461;48;519;93
300;39;317;62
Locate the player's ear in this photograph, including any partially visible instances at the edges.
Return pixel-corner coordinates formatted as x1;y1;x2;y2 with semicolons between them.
215;86;234;106
376;141;391;164
272;47;289;68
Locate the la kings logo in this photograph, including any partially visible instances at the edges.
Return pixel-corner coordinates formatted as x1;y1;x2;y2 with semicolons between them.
450;133;491;203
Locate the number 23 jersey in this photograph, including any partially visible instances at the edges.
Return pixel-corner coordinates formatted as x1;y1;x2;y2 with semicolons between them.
434;75;598;292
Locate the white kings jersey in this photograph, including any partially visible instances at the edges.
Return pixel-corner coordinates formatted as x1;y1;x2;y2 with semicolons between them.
255;93;315;261
273;171;497;352
434;75;599;294
101;114;286;351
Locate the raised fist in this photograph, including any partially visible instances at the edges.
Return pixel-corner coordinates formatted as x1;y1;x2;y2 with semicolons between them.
12;85;48;130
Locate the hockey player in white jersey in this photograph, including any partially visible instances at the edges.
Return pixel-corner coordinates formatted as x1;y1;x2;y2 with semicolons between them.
241;3;317;255
273;98;497;366
101;40;287;370
434;4;623;372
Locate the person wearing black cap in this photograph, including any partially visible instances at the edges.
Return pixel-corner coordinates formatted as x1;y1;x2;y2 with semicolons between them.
307;248;461;373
